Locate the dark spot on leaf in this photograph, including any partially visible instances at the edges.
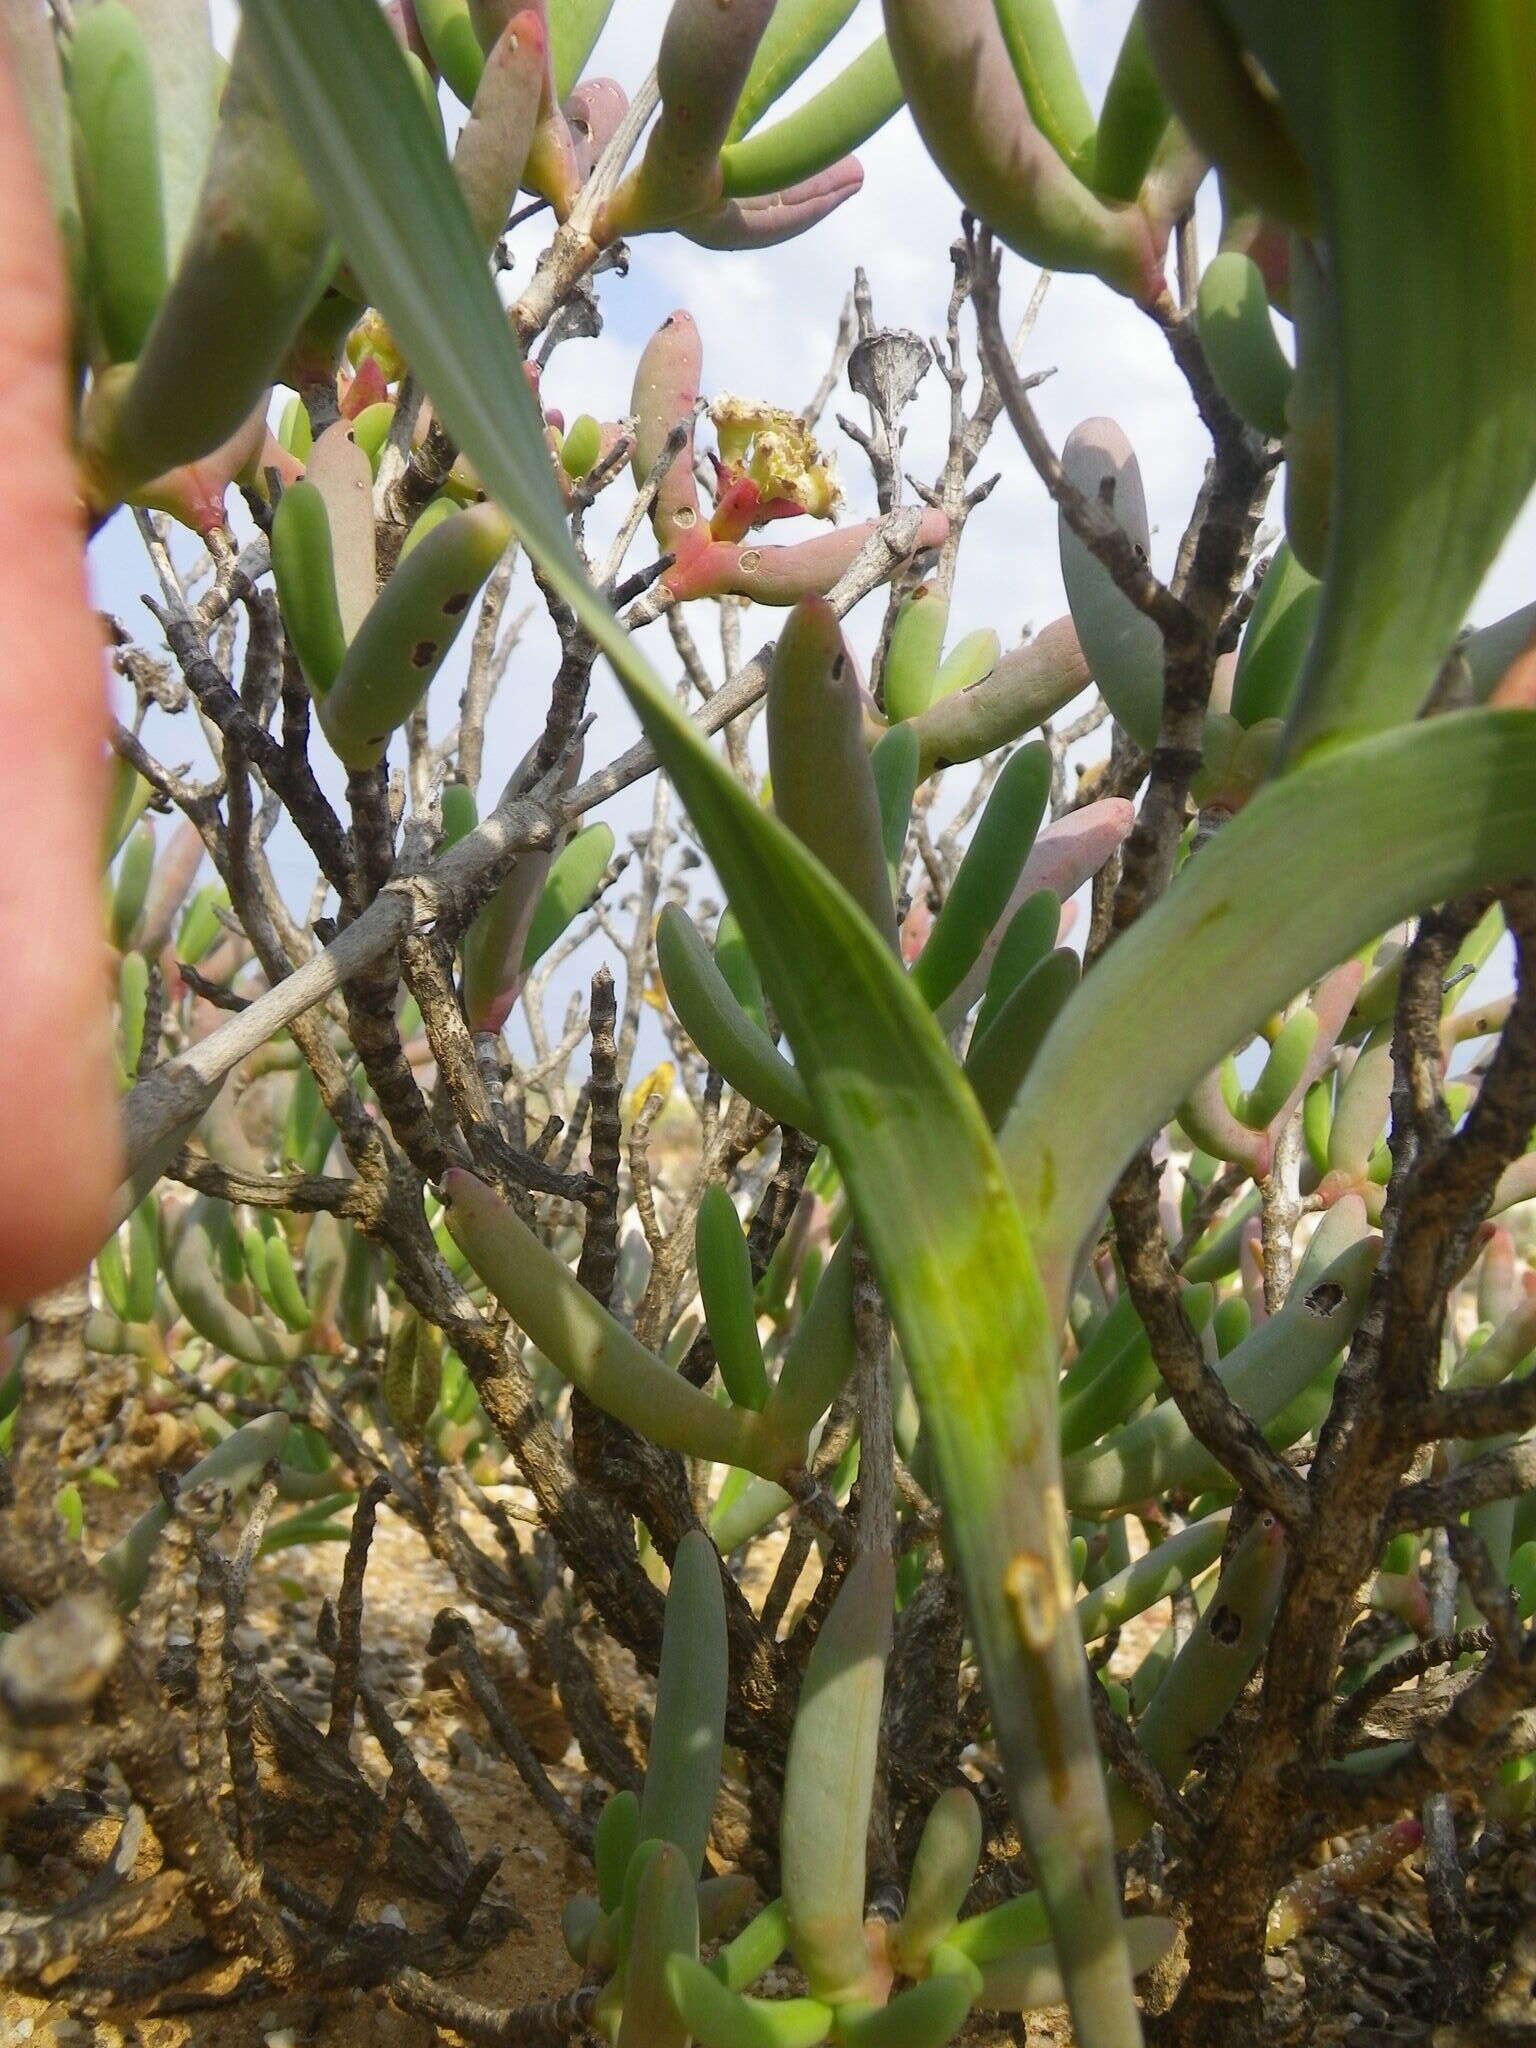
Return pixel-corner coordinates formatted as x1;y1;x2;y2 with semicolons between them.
1190;902;1233;937
831;653;846;680
412;639;439;668
1208;1603;1243;1647
1304;1280;1344;1317
442;592;471;617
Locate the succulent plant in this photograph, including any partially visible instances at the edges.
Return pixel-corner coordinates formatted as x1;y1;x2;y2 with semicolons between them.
7;3;1536;2045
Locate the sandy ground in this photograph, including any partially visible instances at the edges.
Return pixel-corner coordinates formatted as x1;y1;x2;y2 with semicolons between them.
0;1501;593;2047
0;1484;1066;2047
1;1471;1526;2046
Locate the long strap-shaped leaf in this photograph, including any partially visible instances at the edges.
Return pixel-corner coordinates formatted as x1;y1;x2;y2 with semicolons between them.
237;5;1141;2038
1218;2;1536;762
1001;709;1536;1310
606;715;1138;2043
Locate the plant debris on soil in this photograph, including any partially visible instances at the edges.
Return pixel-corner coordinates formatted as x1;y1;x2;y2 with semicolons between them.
1;1467;1532;2048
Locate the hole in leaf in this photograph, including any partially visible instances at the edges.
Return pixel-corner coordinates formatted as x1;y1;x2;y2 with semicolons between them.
1208;1603;1243;1647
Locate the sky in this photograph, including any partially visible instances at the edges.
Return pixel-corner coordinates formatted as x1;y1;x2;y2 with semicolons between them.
90;0;1536;1040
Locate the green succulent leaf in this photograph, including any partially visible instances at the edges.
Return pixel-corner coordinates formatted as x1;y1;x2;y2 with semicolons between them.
891;1786;984;1975
595;1791;641;1915
666;1954;833;2048
1217;4;1536;761
720;34;902;200
696;1186;771;1412
639;1530;728;1876
782;1549;893;2006
1003;711;1536;1307
549;0;614;99
711;1897;791;1992
727;0;861;142
990;0;1094;175
99;1412;291;1608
